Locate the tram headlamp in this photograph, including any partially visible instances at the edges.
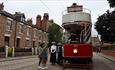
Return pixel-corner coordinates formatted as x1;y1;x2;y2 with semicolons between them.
73;49;78;54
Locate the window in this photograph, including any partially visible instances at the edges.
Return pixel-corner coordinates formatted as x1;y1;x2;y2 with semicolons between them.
27;27;30;36
4;36;10;46
33;41;35;47
25;40;29;47
19;24;24;33
36;30;38;36
5;19;12;31
16;38;20;47
21;17;25;22
34;29;36;37
39;36;41;40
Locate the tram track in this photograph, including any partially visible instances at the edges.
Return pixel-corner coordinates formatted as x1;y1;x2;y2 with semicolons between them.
98;53;115;64
92;53;115;70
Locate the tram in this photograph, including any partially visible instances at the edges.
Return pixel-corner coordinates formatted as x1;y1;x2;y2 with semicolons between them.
62;3;93;70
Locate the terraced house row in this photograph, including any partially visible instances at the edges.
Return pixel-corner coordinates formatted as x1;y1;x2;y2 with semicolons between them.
0;3;52;57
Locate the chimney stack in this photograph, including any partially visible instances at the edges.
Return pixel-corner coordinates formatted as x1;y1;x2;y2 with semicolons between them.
42;13;49;31
36;15;41;29
43;13;49;20
0;3;4;11
14;12;25;21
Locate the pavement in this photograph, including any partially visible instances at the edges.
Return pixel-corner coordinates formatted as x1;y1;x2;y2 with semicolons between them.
0;55;39;70
93;52;115;70
96;52;115;63
0;55;37;61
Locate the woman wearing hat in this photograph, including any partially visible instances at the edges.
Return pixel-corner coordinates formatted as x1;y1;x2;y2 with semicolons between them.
50;42;57;65
57;43;63;64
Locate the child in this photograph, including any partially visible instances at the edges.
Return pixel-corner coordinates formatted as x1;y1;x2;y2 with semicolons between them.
38;43;44;67
41;47;48;69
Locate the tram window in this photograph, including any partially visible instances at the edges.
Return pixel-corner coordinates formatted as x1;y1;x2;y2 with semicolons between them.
68;35;80;44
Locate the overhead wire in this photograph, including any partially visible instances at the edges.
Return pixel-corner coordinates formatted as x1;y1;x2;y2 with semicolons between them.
40;0;52;13
39;0;62;25
40;0;60;19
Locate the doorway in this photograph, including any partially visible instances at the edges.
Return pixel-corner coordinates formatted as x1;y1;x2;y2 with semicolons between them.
16;38;20;47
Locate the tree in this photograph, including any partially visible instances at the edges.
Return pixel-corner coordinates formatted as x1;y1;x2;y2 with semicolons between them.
48;23;62;46
107;0;115;8
95;10;115;43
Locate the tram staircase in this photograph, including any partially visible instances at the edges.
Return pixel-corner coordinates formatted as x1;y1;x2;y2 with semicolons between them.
80;25;92;44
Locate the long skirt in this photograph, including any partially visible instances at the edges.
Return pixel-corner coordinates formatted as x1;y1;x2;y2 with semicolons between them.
57;52;62;64
50;52;56;63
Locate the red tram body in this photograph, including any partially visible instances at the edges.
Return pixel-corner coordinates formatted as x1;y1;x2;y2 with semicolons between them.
62;3;93;70
63;44;92;58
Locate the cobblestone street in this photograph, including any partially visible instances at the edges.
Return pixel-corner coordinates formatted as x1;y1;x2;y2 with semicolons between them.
0;56;39;70
45;53;115;70
0;53;115;70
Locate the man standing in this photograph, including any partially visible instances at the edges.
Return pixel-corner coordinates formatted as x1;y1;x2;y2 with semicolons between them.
50;42;57;65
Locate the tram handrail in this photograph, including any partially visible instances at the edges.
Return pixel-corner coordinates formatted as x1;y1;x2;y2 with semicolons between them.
62;8;91;15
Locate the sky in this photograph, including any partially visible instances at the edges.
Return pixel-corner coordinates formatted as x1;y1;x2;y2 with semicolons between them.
0;0;110;36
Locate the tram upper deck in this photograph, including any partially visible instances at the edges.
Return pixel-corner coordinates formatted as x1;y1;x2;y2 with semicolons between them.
62;3;92;33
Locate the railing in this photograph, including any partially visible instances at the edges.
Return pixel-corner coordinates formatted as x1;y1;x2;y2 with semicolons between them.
14;47;32;57
0;47;38;58
62;8;91;15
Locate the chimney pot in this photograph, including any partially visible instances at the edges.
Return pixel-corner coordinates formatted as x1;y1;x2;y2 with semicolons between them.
44;13;48;17
36;14;42;29
43;13;49;20
37;15;41;18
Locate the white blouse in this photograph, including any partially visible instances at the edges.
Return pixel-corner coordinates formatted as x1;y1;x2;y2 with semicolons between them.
50;45;57;53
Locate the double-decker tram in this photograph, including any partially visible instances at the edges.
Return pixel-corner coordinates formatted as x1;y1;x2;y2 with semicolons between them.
62;3;93;70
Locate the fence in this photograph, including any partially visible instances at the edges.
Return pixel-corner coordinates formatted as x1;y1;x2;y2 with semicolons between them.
0;47;38;58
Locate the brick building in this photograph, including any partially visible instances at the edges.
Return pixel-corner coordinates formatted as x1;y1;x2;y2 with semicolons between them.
0;3;48;49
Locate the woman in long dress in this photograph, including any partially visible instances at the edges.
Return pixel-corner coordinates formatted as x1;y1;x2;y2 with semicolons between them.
57;43;63;64
50;42;57;65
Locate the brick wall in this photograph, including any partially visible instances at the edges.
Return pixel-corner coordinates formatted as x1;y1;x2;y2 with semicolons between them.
0;14;48;48
0;16;5;47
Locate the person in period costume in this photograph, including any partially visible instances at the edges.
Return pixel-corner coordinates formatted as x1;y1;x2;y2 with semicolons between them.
50;42;57;65
41;47;48;69
38;43;44;67
57;43;63;64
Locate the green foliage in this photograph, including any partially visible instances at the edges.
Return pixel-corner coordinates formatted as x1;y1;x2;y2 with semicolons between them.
95;0;115;42
48;23;62;46
107;0;115;8
95;10;115;43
